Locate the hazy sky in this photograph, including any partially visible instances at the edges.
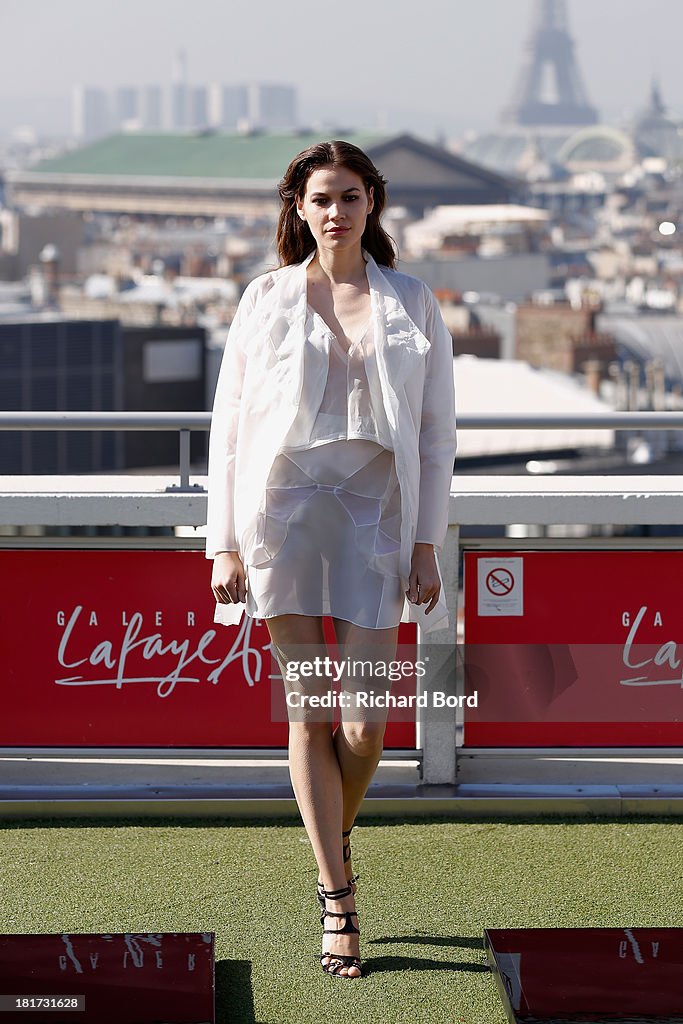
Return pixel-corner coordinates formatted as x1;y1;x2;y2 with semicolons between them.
1;0;682;139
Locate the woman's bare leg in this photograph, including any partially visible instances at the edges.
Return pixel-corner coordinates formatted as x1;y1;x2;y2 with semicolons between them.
265;613;361;976
332;618;400;840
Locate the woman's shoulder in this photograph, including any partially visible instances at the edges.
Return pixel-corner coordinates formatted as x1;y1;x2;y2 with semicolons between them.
241;264;289;299
233;263;294;319
376;263;435;315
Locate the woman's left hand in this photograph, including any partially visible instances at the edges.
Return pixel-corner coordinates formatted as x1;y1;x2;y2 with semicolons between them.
406;542;440;614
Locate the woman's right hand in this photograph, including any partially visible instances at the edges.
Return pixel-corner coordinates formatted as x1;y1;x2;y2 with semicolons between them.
211;551;247;605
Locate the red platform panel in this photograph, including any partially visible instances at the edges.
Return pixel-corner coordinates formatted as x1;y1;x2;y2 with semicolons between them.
485;927;683;1019
0;550;416;748
0;933;214;1023
464;551;683;746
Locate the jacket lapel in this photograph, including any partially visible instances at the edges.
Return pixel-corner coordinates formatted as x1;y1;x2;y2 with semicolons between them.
259;249;430;361
249;250;316;407
249;249;431;415
364;252;432;358
259;251;314;330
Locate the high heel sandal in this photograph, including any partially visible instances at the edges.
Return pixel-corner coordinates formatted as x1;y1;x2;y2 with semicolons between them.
316;827;359;910
343;826;358;877
319;883;362;979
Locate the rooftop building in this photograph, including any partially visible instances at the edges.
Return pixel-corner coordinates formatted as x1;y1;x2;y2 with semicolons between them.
6;132;517;220
633;79;683;162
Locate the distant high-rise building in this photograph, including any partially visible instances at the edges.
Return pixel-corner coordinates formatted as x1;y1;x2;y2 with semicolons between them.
115;87;139;129
72;75;298;140
501;0;598;127
171;49;189;130
207;84;221;128
141;86;163;130
72;86;111;141
247;83;297;130
190;86;208;129
208;84;249;129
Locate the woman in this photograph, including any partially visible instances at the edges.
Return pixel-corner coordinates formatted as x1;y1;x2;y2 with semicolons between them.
206;141;456;979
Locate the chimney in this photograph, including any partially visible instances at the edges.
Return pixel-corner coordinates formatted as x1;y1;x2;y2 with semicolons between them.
583;359;601;396
39;243;60;306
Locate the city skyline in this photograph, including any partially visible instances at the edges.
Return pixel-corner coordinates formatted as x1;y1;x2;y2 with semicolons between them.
1;0;682;140
71;81;299;139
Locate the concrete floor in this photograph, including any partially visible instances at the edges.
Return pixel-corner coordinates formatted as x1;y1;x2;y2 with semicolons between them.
2;750;683;818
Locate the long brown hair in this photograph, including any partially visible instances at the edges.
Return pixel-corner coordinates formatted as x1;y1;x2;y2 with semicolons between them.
276;140;396;268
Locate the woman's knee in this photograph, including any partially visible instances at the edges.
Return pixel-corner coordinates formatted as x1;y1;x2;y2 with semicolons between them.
340;719;386;757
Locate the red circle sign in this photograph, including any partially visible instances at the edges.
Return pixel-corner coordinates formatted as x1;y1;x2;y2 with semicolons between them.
486;568;514;596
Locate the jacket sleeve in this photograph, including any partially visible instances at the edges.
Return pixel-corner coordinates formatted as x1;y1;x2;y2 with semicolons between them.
414;284;457;549
205;279;260;559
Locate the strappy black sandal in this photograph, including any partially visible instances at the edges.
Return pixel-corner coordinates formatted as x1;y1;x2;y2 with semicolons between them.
343;826;358;879
316;827;360;910
319;883;362;979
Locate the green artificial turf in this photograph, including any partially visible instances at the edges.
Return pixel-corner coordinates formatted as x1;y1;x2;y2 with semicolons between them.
1;815;682;1024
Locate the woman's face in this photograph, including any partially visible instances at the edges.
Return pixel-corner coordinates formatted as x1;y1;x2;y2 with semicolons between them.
296;164;374;255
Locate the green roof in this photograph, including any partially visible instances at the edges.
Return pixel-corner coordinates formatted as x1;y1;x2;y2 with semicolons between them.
31;131;384;179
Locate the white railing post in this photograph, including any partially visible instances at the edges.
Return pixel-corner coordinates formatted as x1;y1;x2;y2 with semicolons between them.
418;520;460;785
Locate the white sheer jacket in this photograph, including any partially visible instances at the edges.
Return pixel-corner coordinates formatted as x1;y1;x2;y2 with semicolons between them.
206;249;457;633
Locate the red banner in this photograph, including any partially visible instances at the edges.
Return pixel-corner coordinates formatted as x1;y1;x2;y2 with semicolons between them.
1;551;416;748
0;933;214;1023
486;927;683;1016
464;550;683;746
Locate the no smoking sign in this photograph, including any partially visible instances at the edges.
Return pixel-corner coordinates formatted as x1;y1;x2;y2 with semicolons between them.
486;568;515;597
477;558;523;616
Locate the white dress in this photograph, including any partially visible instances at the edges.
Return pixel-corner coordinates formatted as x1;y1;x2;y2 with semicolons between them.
243;306;405;629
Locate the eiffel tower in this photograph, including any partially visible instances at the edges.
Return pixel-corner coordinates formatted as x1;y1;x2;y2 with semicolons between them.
502;0;598;127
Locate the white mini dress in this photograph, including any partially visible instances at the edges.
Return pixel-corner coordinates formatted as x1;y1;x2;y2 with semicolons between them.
243;306;405;629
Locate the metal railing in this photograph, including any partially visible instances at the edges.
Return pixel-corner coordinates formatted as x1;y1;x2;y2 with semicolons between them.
0;412;209;492
0;409;678;492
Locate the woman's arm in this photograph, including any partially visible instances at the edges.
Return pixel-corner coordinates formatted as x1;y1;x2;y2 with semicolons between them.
211;551;247;605
414;283;457;550
406;285;456;613
205;280;259;560
406;541;441;613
